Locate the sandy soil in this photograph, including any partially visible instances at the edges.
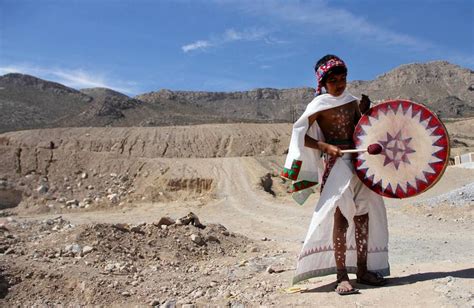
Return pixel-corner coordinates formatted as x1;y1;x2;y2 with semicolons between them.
0;124;473;307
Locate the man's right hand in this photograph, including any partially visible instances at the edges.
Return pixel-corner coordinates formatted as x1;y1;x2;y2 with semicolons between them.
321;143;343;157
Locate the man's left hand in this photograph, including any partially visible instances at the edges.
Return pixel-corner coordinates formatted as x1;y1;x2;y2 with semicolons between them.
360;94;371;114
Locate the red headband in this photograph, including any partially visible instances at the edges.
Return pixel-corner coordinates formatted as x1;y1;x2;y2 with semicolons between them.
315;58;346;95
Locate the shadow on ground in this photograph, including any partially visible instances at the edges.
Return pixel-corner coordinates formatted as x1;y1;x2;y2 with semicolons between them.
304;268;474;293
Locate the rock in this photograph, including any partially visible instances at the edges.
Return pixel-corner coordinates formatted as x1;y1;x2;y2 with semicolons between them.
206;288;219;298
154;217;175;227
66;199;79;207
130;225;145;234
121;291;131;297
160;300;176;308
194;289;204;298
112;223;130;232
266;265;275;274
206;235;220;243
190;234;205;246
65;243;82;256
250;246;259;253
120;174;129;182
107;193;119;204
4;247;15;255
36;185;49;194
178;212;205;229
82;246;94;255
81;172;88;179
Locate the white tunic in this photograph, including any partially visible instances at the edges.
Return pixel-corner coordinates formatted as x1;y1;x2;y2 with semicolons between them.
282;91;390;284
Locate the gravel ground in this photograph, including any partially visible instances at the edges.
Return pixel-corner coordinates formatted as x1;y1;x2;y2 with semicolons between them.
414;181;474;207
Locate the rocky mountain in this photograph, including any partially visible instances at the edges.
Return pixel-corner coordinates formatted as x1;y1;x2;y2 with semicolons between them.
139;61;473;121
0;61;472;133
0;73;92;132
136;87;314;123
0;75;243;132
347;61;474;117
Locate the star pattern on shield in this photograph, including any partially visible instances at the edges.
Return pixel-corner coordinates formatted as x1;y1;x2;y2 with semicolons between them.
378;130;416;170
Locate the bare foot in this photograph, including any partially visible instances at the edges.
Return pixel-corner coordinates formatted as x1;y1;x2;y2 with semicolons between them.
335;280;359;295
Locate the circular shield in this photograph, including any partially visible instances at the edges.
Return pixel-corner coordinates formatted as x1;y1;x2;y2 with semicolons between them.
353;100;450;198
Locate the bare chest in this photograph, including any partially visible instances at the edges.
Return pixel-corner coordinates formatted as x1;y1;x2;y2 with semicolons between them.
317;104;357;142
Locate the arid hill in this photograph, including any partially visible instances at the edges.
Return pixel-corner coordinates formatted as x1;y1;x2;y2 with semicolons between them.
0;61;472;133
347;61;474;117
0;73;92;132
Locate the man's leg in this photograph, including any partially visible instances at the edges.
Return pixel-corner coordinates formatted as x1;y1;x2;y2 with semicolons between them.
354;213;369;275
333;207;355;293
354;213;387;285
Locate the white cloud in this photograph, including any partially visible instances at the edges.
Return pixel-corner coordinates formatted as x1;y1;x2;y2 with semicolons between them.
216;0;433;51
223;28;267;42
182;27;271;53
213;0;474;69
0;64;137;94
182;40;212;53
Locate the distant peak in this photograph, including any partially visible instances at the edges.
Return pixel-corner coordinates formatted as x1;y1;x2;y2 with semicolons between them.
0;73;79;94
1;73;47;85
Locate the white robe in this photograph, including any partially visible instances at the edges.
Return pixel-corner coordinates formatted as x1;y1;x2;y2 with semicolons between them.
282;91;390;284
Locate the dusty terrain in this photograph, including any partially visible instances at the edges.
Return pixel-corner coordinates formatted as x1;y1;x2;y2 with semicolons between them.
0;122;473;307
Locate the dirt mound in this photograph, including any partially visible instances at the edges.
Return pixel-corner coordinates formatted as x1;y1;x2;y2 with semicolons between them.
0;214;290;306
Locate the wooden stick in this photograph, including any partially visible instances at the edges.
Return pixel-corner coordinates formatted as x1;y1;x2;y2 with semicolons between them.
340;144;383;155
340;149;367;153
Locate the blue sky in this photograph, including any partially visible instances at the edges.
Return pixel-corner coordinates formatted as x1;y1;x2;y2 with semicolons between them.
1;0;473;95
